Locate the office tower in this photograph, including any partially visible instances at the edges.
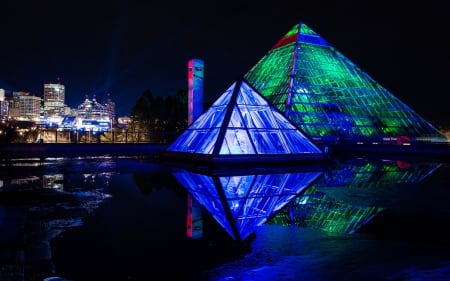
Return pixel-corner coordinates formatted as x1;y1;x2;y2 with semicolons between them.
43;82;65;116
19;95;41;121
0;88;7;122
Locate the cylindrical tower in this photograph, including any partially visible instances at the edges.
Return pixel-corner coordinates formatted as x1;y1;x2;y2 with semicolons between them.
186;58;204;239
187;59;204;125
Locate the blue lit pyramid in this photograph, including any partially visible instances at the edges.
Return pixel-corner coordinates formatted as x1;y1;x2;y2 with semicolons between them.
172;167;323;241
244;22;448;143
162;78;324;165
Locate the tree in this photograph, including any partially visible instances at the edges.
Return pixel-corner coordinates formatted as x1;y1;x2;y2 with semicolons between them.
130;88;188;142
130;89;155;131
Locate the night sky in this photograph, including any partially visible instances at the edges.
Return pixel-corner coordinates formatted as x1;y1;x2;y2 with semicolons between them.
1;1;449;126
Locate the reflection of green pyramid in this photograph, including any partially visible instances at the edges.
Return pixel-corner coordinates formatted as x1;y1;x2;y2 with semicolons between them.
269;186;383;234
244;22;447;143
162;79;324;165
268;159;440;234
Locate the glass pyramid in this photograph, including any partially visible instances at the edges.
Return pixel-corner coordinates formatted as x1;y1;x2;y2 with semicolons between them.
162;78;324;165
172;167;323;241
244;22;448;143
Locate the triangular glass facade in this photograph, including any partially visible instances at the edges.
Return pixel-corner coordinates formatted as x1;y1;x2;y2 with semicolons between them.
163;79;324;164
244;22;448;143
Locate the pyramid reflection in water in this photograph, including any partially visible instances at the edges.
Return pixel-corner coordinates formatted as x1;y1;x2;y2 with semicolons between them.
268;159;441;234
174;159;441;240
172;167;323;241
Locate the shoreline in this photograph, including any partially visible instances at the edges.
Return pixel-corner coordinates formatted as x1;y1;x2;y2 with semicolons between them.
2;142;450;163
0;143;168;160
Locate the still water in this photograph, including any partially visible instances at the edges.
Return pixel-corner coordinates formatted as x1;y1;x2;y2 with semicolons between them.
1;156;450;281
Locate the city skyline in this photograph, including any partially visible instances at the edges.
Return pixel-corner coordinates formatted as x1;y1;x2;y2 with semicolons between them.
1;1;448;125
1;84;120;117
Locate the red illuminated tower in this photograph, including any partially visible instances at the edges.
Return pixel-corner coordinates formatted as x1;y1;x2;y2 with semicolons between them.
187;59;204;124
186;58;204;239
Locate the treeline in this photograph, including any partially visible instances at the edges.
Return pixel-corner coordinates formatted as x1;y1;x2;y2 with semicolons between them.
128;88;189;140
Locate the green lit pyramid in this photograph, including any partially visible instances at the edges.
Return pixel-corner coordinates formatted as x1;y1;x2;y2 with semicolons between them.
244;22;447;143
162;78;324;165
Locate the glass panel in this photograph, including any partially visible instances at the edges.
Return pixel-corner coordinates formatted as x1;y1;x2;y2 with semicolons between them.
246;106;279;128
238;82;268;106
191;106;226;129
194;128;219;154
220;129;255;154
228;106;245;128
249;130;288;154
213;83;235;106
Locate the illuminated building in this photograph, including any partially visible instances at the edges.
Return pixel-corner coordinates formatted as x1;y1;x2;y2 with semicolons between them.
244;22;448;144
6;91;40;121
76;95;114;131
0;88;8;122
43;82;65;116
187;59;205;239
19;95;41;122
163;79;324;165
188;59;204;124
6;91;25;119
116;116;131;129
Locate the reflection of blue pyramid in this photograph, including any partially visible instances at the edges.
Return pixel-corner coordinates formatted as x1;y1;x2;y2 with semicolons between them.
172;168;323;241
162;78;324;165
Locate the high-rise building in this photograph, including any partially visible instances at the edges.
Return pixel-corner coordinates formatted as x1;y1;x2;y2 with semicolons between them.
19;95;41;121
43;82;65;116
244;22;448;144
0;88;8;122
8;91;33;120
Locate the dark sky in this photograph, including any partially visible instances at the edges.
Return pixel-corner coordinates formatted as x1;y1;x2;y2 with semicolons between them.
1;1;449;126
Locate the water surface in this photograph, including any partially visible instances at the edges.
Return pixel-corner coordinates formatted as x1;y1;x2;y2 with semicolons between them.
1;156;450;280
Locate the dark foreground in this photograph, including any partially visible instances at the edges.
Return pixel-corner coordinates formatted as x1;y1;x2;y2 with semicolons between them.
1;144;450;280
